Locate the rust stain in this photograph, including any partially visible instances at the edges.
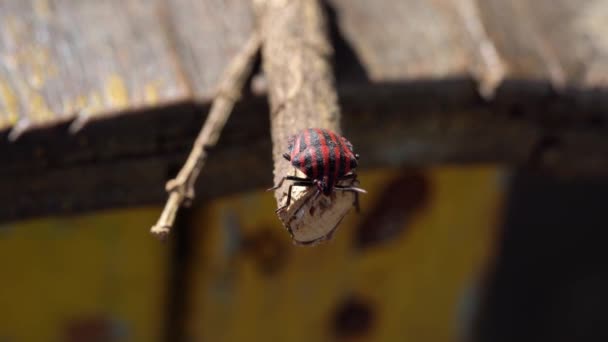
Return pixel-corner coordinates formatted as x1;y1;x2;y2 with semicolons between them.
105;74;129;108
355;169;431;249
241;228;289;276
332;295;376;339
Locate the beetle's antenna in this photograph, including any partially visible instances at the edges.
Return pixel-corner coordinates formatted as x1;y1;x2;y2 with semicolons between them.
334;186;367;194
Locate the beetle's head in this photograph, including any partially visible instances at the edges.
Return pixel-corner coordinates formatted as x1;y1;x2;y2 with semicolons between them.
315;176;333;196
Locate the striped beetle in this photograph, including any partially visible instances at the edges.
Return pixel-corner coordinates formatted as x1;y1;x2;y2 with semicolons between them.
269;128;366;212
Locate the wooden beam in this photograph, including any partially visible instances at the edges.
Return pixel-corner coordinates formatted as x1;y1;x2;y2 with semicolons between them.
1;85;607;224
1;0;608;224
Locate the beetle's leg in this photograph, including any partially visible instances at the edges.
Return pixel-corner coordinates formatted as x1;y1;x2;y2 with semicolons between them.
282;153;291;161
334;185;367;213
334;185;367;193
275;181;314;212
276;184;293;212
267;175;311;191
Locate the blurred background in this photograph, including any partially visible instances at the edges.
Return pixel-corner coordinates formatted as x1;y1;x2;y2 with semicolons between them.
1;0;608;341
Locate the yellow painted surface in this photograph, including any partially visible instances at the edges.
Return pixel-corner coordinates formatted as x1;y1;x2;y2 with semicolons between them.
0;207;168;342
0;166;505;341
187;166;505;341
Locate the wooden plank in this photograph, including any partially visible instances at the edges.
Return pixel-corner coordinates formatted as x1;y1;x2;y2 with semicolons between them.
164;0;255;100
477;0;608;89
0;0;190;136
328;0;505;96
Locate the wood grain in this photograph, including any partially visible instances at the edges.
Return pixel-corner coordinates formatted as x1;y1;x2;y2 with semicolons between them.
477;0;608;89
163;0;255;100
0;0;189;136
328;0;505;96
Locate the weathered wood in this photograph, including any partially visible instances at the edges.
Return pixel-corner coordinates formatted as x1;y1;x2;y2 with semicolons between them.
1;92;608;224
256;0;358;245
164;0;255;100
328;0;505;97
477;0;608;89
0;0;257;135
1;0;607;135
0;0;190;136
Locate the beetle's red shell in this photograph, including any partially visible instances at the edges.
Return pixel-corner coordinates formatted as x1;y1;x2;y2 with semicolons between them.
287;128;358;189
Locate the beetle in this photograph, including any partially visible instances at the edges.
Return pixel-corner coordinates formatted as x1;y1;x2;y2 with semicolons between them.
268;128;366;212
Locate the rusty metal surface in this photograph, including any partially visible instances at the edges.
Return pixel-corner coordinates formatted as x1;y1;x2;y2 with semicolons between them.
0;207;169;341
184;167;505;341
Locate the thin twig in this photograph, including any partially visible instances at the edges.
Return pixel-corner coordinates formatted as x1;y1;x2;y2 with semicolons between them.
150;32;261;239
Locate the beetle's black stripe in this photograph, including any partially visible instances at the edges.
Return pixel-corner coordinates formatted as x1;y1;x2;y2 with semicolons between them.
321;130;336;186
337;138;348;177
303;149;312;175
299;131;307;154
310;129;322;179
328;130;345;184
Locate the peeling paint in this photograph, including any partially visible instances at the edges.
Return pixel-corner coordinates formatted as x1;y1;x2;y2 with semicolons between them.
144;82;160;103
105;74;128;107
86;92;104;113
28;93;54;122
0;77;19;127
63;95;88;115
28;47;56;88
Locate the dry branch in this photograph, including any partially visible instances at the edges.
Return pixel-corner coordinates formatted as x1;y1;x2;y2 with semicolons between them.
255;0;357;245
150;32;260;239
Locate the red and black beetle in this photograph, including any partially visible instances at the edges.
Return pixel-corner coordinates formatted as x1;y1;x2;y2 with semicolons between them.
269;128;366;212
